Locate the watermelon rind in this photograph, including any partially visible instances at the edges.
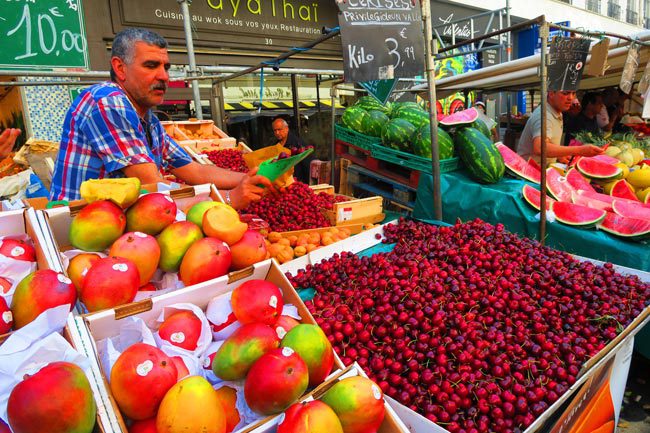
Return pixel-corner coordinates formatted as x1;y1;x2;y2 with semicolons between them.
412;125;454;159
576;157;622;180
454;127;505;184
440;108;479;127
472;119;492;141
381;118;417;152
397;107;430;129
612;200;650;220
546;168;575;202
361;110;389;137
497;143;541;184
522;184;554;211
565;168;596;193
390;102;423;118
610;179;640;202
598;212;650;240
341;106;369;133
551;201;606;228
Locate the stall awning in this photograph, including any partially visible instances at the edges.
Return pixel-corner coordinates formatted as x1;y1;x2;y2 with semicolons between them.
224;100;344;111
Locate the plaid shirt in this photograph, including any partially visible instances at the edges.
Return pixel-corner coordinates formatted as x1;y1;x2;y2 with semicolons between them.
50;82;192;201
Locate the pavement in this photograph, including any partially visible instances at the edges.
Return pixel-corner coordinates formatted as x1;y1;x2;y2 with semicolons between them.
618;353;650;433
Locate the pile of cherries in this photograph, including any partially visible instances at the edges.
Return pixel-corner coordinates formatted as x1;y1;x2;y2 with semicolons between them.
205;149;249;173
291;219;650;433
241;182;347;232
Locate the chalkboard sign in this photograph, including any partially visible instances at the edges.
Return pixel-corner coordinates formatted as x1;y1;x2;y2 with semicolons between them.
547;37;591;91
0;0;89;70
359;79;398;105
337;1;425;83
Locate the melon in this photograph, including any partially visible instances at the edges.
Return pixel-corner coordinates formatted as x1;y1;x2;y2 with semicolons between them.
551;202;606;228
439;108;479;128
574;189;650;208
576;158;622;180
612;200;650;220
546;168;574;202
610;179;639;202
497;143;541;183
571;192;612;212
591;154;621;165
565;168;596;193
598;212;650;240
527;158;542;172
522;185;554;211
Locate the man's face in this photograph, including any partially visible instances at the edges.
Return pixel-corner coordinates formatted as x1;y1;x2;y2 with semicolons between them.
112;41;170;112
273;122;289;141
548;91;576;113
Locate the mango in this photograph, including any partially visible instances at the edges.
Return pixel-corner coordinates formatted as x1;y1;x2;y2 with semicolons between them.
69;200;126;251
179;237;231;286
0;276;11;294
0;238;36;262
67;253;101;294
110;343;178;421
186;201;221;228
8;362;96;433
0;296;13;334
202;204;248;245
109;232;161;286
11;270;76;329
158;310;203;351
157;221;203;273
229;230;267;271
214;386;240;433
231;279;283;325
126;193;177;236
321;376;385;433
81;257;139;312
80;177;141;209
277;400;343;433
212;322;280;381
128;418;158;433
281;324;334;387
156;376;226;433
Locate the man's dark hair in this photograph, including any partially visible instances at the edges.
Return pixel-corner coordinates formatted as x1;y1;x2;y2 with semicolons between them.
110;28;168;81
582;92;603;108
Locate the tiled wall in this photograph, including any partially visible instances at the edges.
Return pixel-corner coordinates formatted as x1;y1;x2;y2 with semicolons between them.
21;77;75;142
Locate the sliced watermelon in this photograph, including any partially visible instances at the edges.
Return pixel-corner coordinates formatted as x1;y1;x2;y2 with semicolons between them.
591;154;621;165
565;168;597;193
522;184;554;211
497;143;541;183
439;108;479;127
612;200;650;220
610;179;640;202
576;157;622;180
598;212;650;240
571;192;612;212
552;201;606;228
527;158;542;172
546;168;575;202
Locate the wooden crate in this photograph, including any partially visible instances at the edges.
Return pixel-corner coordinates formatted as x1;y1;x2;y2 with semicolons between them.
309;184;385;226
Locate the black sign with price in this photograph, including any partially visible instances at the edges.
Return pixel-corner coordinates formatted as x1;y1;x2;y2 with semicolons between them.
337;0;425;83
547;37;591;92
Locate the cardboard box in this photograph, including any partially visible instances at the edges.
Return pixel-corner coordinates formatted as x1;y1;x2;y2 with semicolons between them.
309;184;384;226
73;259;351;433
280;220;650;433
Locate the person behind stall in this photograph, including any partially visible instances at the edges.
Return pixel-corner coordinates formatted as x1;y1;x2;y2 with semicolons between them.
597;87;625;132
517;90;604;165
0;128;21;160
271;117;310;183
564;92;604;145
50;28;273;209
474;101;499;142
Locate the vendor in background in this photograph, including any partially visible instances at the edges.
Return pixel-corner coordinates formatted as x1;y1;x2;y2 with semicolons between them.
597;87;626;132
564;92;604;145
474;101;499;142
50;28;273;208
517;90;604;165
271;117;310;183
0;128;21;160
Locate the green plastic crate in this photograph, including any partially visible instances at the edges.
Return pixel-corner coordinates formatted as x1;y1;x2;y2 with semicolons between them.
335;124;381;151
370;144;460;174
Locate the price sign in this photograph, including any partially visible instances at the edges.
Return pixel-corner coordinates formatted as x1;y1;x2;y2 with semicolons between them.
0;0;89;70
547;37;590;92
337;0;425;83
359;79;398;105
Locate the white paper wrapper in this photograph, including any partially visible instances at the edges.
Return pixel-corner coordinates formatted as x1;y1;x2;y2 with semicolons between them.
214;382;265;430
0;235;38;305
0;305;89;423
206;292;241;341
200;340;224;384
282;305;300;320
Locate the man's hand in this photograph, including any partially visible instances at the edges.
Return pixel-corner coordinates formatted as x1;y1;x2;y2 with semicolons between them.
578;145;605;157
228;167;276;210
0;128;21;160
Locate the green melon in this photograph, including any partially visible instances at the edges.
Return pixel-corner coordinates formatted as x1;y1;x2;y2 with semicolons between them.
390;102;423;118
412;125;454;159
341;106;369;133
454;127;505;184
355;96;391;114
361;110;389;137
397;107;430;129
472;119;492;141
381;118;417;152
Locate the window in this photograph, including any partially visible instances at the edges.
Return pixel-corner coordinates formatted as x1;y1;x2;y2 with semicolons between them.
627;9;639;23
608;1;621;19
587;0;602;13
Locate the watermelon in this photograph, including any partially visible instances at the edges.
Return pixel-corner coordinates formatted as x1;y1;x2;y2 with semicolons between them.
551;201;606;228
342;106;369;133
571;192;612;212
546;168;575;202
454;127;505;184
591;154;621;165
612;200;650;220
381;118;417;152
397;107;430;128
522;184;554;211
598;212;650;240
390;102;423;118
496;143;541;183
565;168;597;193
355;96;391;114
610;179;640;202
361;110;389;137
412;125;454;159
528;158;542;172
472;119;492;140
440;108;479;128
573;189;650;208
576;157;622;180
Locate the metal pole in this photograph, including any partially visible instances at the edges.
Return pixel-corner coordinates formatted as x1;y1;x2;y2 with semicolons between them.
330;83;340;191
422;0;443;220
178;0;203;119
291;74;301;136
539;19;548;245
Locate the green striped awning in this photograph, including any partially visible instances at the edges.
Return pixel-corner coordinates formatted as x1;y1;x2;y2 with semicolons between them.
224;100;344;111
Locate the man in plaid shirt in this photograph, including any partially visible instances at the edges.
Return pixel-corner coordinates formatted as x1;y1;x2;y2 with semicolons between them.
51;28;272;208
